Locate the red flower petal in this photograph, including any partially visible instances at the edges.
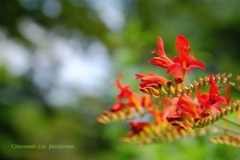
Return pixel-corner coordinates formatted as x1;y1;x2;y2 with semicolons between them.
149;57;173;69
185;55;206;74
117;74;123;89
167;63;181;75
176;35;191;58
213;105;222;112
209;81;219;96
188;61;206;70
200;94;209;101
135;73;145;79
209;74;214;84
177;95;198;118
215;96;227;105
157;37;166;57
172;56;182;63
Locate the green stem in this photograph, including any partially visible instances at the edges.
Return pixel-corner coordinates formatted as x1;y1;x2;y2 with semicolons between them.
213;123;240;136
222;116;240;127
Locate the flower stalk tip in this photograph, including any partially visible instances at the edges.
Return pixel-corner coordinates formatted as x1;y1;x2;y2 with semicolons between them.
97;34;240;147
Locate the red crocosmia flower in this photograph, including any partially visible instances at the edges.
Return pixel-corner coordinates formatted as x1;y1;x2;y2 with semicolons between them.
149;37;180;78
135;73;171;88
151;97;178;128
150;37;174;69
167;95;203;130
109;74;142;112
167;35;206;77
128;122;150;136
135;73;171;96
116;74;132;100
177;95;200;121
199;78;227;112
162;97;178;119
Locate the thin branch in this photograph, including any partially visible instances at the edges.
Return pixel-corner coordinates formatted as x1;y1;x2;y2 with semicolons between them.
213;123;240;136
222;116;240;128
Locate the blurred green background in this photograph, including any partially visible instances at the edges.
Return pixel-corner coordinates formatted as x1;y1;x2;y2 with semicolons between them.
0;0;240;160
